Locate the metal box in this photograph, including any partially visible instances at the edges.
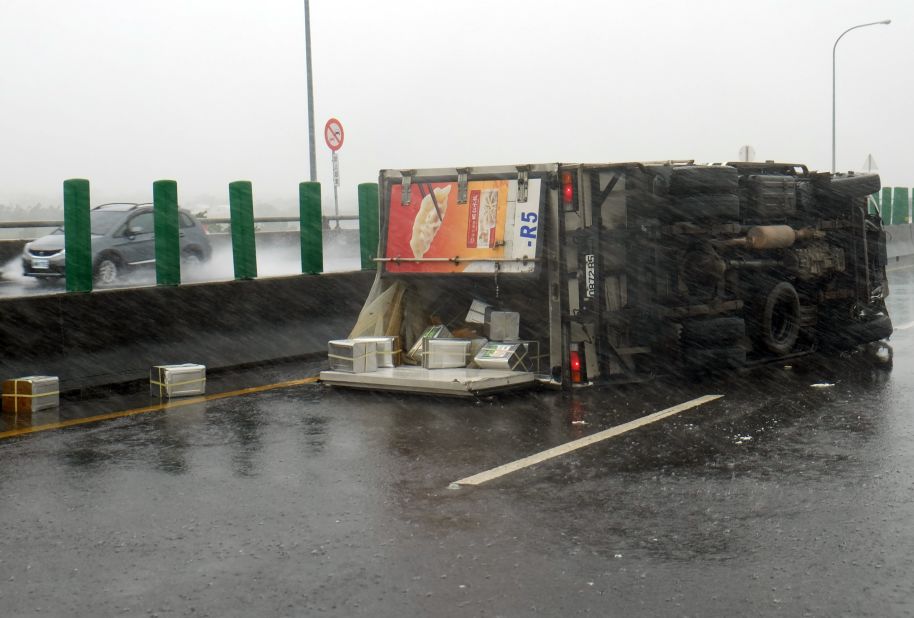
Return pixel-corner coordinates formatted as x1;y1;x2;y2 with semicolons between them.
328;339;378;374
422;338;471;369
473;342;534;372
354;336;401;368
2;376;59;413
485;311;520;341
150;364;207;398
407;325;452;363
465;300;493;325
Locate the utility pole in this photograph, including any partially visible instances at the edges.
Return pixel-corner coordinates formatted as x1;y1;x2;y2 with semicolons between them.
304;0;317;181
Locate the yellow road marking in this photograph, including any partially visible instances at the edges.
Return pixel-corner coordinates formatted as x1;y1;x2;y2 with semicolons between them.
452;394;723;487
0;376;320;441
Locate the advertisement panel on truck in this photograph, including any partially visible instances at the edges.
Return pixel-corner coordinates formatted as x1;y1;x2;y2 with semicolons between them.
384;179;541;273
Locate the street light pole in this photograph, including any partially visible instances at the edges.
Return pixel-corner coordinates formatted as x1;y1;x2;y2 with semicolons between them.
304;0;317;182
832;19;891;173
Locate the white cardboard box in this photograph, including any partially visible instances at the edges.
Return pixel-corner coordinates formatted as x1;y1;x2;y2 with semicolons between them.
150;364;207;398
328;339;378;373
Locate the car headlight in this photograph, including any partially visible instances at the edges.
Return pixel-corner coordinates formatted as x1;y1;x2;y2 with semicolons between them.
22;242;31;255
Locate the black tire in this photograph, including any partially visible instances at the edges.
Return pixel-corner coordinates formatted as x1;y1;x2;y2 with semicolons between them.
93;254;121;285
665;193;740;221
181;248;204;267
827;173;881;198
758;281;801;355
683;346;747;371
681;317;746;347
668;165;739;195
844;314;893;346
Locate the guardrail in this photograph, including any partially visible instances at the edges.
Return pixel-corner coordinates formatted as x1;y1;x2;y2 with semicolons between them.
0;214;360;230
6;178;380;291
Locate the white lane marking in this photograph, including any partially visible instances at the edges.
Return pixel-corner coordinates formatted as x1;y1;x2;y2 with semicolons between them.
452;394;723;487
893;321;914;331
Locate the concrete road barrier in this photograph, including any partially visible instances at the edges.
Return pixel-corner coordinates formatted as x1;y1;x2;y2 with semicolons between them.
0;271;374;392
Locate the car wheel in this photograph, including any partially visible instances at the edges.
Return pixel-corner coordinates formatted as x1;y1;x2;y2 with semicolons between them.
181;250;203;268
94;256;120;285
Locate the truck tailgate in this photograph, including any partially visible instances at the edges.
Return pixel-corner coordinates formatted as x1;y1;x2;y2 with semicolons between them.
319;367;535;397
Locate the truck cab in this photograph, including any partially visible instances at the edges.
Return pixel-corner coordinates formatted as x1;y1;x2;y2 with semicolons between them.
321;161;891;395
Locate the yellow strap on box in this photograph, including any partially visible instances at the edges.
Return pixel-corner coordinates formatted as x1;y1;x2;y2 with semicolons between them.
328;353;375;361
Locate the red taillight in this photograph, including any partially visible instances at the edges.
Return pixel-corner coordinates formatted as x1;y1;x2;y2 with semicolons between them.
562;172;574;205
570;349;582;383
201;223;209;234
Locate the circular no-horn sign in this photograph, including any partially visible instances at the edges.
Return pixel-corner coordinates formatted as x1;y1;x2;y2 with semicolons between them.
324;118;344;152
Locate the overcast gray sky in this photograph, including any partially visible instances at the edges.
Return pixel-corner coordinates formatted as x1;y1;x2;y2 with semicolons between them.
1;0;911;213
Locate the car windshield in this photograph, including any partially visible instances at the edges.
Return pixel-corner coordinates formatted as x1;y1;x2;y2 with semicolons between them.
90;210;127;235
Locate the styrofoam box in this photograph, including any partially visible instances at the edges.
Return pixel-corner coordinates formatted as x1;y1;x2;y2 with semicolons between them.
150;364;206;398
328;339;378;373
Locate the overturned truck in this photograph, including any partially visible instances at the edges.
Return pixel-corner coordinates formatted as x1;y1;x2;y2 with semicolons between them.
321;161;892;396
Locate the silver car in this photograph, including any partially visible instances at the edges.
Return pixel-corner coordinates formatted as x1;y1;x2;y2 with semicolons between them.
22;203;212;284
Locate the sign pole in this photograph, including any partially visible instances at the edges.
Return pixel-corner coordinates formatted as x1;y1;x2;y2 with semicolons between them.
332;151;340;229
323;118;345;231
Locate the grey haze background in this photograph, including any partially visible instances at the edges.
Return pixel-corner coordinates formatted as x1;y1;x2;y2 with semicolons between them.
0;0;911;215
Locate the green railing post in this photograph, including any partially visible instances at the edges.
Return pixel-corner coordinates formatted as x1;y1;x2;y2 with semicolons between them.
299;181;323;274
63;178;92;293
892;187;909;225
229;180;257;280
358;183;379;270
881;187;892;223
153;180;181;286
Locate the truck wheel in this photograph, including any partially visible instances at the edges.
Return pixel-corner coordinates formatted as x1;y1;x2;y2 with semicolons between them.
683;346;747;371
826;173;881;198
681;316;746;347
666;194;740;221
759;281;801;355
844;315;894;345
668;165;739;195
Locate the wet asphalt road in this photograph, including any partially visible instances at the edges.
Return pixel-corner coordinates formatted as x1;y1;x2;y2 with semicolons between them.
0;270;913;616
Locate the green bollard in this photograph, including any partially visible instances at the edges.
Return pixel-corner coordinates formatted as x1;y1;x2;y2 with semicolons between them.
892;187;910;225
881;187;893;223
299;182;323;274
153;180;181;286
63;178;93;293
358;183;379;271
229;180;257;280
